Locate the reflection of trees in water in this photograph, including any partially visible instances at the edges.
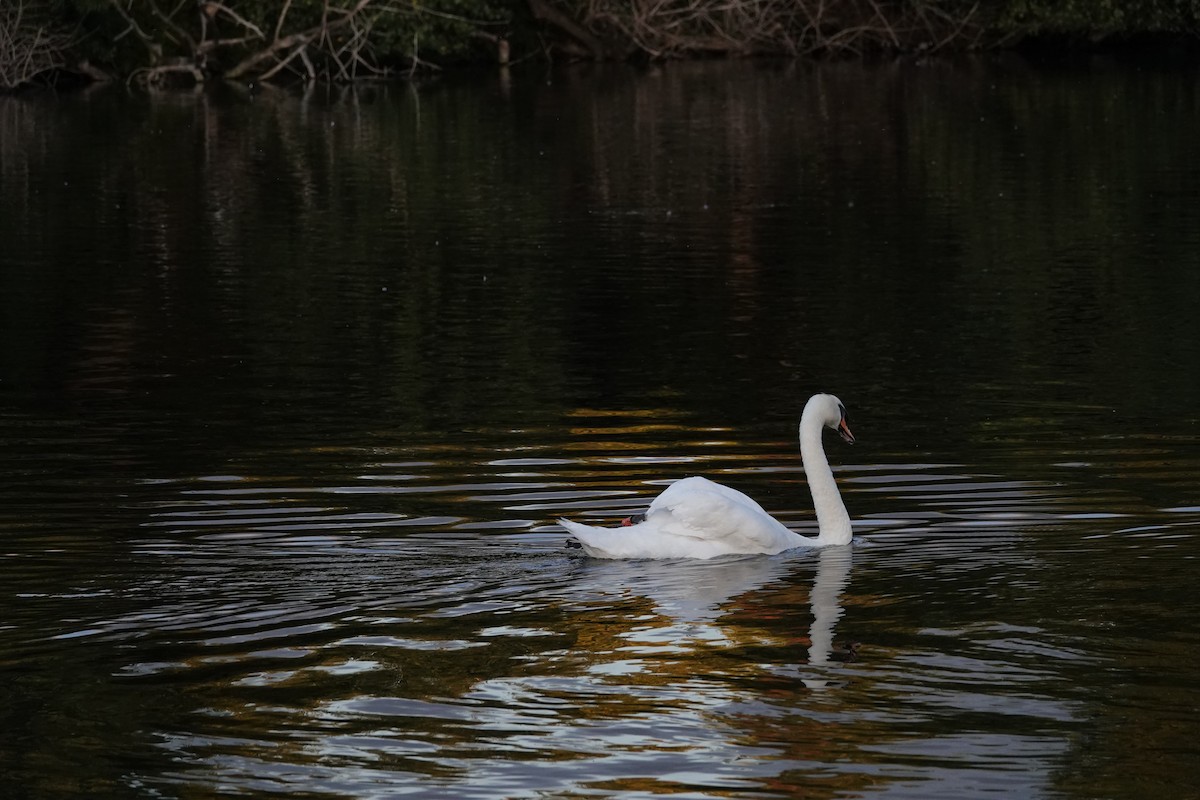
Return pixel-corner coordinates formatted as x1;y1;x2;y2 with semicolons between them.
3;63;1199;442
4;64;1200;428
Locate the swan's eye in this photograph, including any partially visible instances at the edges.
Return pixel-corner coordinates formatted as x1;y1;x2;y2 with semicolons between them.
837;402;847;421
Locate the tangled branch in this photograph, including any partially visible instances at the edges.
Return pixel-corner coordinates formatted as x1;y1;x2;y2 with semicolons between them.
549;0;990;59
112;0;506;86
0;0;76;90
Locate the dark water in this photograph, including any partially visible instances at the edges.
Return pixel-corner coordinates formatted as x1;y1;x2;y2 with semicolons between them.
2;58;1200;799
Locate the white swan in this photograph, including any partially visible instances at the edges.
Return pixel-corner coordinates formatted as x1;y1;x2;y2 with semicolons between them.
559;393;855;559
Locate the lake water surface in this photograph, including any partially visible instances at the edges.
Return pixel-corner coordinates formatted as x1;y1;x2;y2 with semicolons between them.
2;58;1200;799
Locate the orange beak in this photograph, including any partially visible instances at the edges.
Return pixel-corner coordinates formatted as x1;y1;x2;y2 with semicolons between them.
837;418;855;444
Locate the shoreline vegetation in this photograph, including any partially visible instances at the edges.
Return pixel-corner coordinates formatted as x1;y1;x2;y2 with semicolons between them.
2;0;1199;91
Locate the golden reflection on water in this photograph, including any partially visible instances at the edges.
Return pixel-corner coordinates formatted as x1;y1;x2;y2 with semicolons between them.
10;421;1199;799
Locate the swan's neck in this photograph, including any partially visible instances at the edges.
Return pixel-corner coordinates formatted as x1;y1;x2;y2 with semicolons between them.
800;412;852;545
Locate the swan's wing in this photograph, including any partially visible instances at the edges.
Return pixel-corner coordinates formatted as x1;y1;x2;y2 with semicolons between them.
647;476;796;552
653;475;772;517
561;477;806;559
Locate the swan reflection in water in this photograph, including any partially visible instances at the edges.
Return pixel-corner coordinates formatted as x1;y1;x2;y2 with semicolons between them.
801;544;854;687
570;543;854;683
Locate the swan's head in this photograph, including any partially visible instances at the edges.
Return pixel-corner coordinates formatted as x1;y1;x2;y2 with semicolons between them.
808;393;855;444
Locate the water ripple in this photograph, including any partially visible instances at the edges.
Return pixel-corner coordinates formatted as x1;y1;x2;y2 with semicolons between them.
7;426;1200;799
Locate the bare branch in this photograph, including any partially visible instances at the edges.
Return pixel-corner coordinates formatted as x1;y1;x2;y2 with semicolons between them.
196;35;262;55
225;0;373;80
146;0;194;49
273;0;293;43
203;2;266;40
128;60;204;86
866;0;899;48
226;29;317;78
257;42;308;80
107;0;162;58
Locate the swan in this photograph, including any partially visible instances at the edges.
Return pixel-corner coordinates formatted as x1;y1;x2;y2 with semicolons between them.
559;393;855;559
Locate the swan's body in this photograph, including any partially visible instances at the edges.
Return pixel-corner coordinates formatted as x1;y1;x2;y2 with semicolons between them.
560;393;855;559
